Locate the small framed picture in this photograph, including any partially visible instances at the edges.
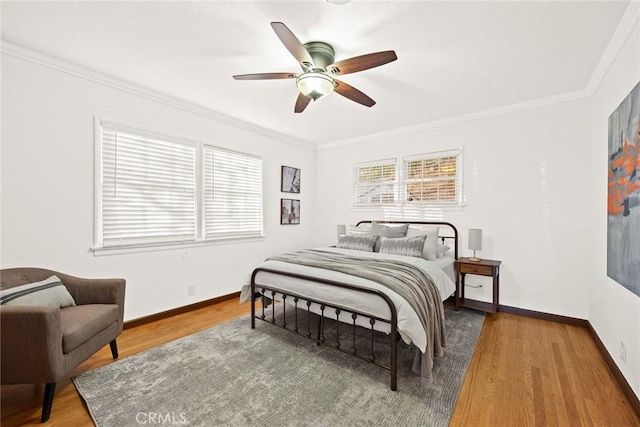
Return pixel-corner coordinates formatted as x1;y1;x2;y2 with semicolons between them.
281;199;300;225
281;165;301;193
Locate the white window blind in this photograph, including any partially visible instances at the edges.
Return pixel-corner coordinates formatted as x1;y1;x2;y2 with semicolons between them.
353;159;397;206
203;146;263;240
99;123;197;247
403;149;462;205
96;119;264;252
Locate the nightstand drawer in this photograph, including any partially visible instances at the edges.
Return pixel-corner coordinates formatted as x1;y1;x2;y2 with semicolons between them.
459;263;493;276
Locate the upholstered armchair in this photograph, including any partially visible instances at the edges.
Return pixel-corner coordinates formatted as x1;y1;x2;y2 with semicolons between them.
0;268;126;422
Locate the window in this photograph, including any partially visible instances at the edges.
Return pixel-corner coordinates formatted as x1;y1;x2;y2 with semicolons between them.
95;120;263;250
352;150;463;208
203;146;263;240
403;149;462;205
353;159;397;206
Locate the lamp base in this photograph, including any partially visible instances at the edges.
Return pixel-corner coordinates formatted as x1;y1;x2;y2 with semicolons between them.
468;257;481;262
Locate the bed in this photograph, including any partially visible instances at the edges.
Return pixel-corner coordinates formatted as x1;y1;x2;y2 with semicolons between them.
240;221;459;390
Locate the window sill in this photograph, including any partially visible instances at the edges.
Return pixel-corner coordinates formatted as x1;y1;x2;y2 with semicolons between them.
91;236;265;256
351;203;465;210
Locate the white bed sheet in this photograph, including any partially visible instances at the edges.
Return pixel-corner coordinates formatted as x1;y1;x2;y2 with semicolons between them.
240;247;456;353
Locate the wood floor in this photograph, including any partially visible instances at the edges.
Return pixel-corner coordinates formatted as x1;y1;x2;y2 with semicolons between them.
1;299;638;426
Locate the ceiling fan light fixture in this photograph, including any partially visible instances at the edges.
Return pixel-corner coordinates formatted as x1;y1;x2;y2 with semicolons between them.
296;72;335;100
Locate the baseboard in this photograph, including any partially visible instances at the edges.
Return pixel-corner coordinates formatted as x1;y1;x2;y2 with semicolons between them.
499;304;640;418
498;304;588;327
123;291;241;330
586;322;640;418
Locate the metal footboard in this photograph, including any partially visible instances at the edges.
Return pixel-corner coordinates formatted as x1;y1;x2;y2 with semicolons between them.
250;267;399;391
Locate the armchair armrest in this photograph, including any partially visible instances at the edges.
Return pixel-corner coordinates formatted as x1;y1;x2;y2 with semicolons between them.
58;273;126;329
0;306;65;383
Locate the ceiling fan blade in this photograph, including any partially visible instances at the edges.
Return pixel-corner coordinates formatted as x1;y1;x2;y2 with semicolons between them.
334;79;376;107
327;51;397;75
294;93;312;113
271;22;314;68
233;72;296;80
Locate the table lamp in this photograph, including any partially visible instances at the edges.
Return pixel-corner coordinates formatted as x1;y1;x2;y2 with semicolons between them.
468;228;482;261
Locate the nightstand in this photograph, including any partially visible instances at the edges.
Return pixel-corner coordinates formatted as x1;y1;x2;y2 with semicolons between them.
455;257;502;313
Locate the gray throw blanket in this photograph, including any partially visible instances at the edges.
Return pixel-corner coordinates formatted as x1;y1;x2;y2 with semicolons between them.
267;249;445;383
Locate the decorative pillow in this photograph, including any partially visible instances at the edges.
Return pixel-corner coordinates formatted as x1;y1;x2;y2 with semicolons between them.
346;223;373;237
336;235;379;252
0;275;76;308
406;225;440;260
436;243;451;258
436;244;451;258
379;235;427;258
371;222;408;238
371;223;409;251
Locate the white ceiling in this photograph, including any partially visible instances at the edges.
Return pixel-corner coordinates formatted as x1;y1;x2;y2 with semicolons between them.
1;1;630;146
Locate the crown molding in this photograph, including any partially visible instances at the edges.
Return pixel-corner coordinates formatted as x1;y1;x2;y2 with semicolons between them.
319;1;639;151
585;0;640;95
318;89;590;150
4;0;638;154
0;41;314;151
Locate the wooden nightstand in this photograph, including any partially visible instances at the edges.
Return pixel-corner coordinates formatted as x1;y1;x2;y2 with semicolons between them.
455;257;502;313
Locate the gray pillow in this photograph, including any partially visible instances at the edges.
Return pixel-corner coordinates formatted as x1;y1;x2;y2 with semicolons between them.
371;222;408;237
336;235;379;252
371;223;409;251
0;275;76;308
379;235;428;258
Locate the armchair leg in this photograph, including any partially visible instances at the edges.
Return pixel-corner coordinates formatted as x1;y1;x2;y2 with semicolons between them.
109;339;119;359
41;383;56;422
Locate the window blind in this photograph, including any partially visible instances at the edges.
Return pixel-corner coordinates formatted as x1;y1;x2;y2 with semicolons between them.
203;146;263;240
353;158;397;206
403;149;462;205
100;124;197;247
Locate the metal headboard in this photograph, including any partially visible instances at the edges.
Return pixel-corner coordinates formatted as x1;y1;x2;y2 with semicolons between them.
355;220;459;260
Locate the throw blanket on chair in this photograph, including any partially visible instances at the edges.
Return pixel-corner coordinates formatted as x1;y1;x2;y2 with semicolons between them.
266;249;445;383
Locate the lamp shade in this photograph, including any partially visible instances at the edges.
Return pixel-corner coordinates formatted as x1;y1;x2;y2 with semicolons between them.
296;72;335;100
468;228;483;251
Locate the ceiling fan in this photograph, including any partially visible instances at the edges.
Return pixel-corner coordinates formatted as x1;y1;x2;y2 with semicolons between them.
233;22;398;113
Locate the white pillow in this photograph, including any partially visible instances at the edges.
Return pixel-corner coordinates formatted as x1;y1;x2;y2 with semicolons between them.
437;244;450;258
0;275;76;308
406;225;439;260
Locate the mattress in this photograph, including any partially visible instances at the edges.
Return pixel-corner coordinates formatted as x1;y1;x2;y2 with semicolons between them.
241;247;456;353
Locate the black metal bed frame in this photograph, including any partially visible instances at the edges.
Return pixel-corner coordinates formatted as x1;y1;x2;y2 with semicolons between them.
250;221;458;391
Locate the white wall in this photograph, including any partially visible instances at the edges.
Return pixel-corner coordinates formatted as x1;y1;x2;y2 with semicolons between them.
315;98;593;319
589;15;640;399
314;9;640;400
1;54;317;321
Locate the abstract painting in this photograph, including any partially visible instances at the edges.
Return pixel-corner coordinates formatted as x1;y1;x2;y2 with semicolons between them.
607;80;640;296
281;166;301;193
281;199;300;225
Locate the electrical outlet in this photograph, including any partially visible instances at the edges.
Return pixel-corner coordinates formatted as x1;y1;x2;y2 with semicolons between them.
620;341;626;363
187;285;196;297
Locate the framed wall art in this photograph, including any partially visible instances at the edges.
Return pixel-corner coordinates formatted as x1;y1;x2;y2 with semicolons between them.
281;165;301;193
607;80;640;297
280;199;300;225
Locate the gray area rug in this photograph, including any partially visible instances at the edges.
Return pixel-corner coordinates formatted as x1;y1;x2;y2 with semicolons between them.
73;306;484;427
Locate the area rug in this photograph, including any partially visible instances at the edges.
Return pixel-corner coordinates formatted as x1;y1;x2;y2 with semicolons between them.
73;306;484;427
